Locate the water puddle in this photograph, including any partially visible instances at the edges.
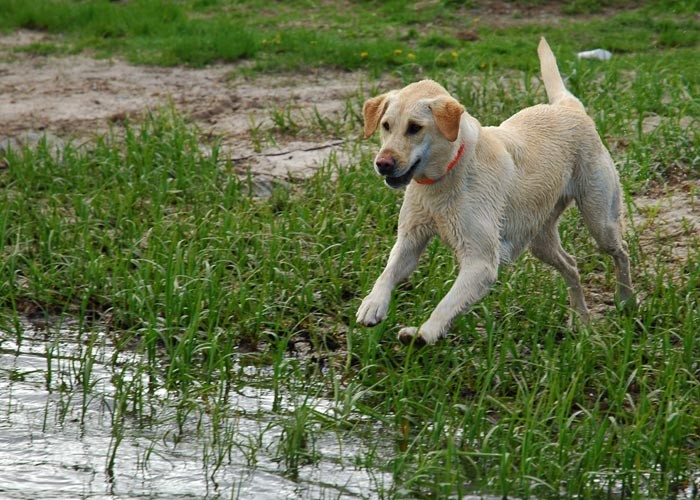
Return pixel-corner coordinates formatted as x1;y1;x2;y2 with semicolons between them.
4;318;665;498
0;317;394;498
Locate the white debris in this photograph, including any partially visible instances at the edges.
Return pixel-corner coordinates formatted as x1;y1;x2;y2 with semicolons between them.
577;49;613;61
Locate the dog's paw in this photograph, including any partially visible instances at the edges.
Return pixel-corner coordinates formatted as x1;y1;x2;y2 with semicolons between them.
397;325;443;345
397;327;425;346
356;295;389;326
618;293;638;313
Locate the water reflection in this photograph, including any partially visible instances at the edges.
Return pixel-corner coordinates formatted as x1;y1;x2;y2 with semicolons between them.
0;318;391;499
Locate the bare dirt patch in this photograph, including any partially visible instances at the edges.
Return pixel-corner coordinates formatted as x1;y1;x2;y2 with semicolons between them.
633;183;699;272
0;30;367;181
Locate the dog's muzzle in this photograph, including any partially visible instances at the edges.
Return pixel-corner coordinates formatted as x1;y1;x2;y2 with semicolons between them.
375;155;421;189
385;158;421;188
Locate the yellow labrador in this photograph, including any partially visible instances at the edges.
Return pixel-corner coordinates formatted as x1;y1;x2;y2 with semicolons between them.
356;38;634;345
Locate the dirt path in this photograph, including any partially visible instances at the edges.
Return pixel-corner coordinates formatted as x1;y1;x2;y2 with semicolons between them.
0;30;365;179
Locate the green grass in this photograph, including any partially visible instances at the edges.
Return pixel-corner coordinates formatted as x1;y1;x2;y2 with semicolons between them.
1;0;699;498
0;0;698;77
1;97;698;498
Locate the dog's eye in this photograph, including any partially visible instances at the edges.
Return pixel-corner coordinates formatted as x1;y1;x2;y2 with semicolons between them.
382;121;390;132
406;122;422;135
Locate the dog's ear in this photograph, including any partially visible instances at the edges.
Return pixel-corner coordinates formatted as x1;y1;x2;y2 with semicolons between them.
363;93;390;139
429;97;464;142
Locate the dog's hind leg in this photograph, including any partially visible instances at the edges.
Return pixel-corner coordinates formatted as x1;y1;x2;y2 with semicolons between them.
530;221;590;322
576;154;635;308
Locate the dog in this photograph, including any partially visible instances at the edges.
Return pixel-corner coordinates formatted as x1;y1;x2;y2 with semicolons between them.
356;37;634;345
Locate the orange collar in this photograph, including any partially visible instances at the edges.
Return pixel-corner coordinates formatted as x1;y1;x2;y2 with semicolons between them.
414;143;465;185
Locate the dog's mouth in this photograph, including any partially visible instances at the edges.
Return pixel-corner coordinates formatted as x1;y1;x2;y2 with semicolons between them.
384;158;421;189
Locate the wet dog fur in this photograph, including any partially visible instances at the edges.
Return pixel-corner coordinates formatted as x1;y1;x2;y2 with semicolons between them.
356;38;635;345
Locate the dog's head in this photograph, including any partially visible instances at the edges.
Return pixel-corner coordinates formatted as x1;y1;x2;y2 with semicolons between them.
363;80;466;188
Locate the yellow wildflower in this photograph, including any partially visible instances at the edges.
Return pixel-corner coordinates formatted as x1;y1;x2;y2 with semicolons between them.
407;53;416;60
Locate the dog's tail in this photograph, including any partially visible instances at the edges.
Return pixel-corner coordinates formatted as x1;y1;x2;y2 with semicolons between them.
537;37;584;110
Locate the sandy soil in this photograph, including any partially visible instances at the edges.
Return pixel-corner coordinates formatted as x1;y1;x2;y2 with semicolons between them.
0;30;365;180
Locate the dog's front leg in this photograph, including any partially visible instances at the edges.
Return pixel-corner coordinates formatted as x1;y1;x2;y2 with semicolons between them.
356;231;431;327
398;258;497;345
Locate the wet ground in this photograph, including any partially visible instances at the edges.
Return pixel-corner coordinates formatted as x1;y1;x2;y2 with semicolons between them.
0;318;396;498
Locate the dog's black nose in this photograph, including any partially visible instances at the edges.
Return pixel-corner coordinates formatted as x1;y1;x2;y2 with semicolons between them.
375;155;395;176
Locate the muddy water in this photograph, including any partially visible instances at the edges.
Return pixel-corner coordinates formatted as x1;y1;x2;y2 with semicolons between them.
0;318;392;498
